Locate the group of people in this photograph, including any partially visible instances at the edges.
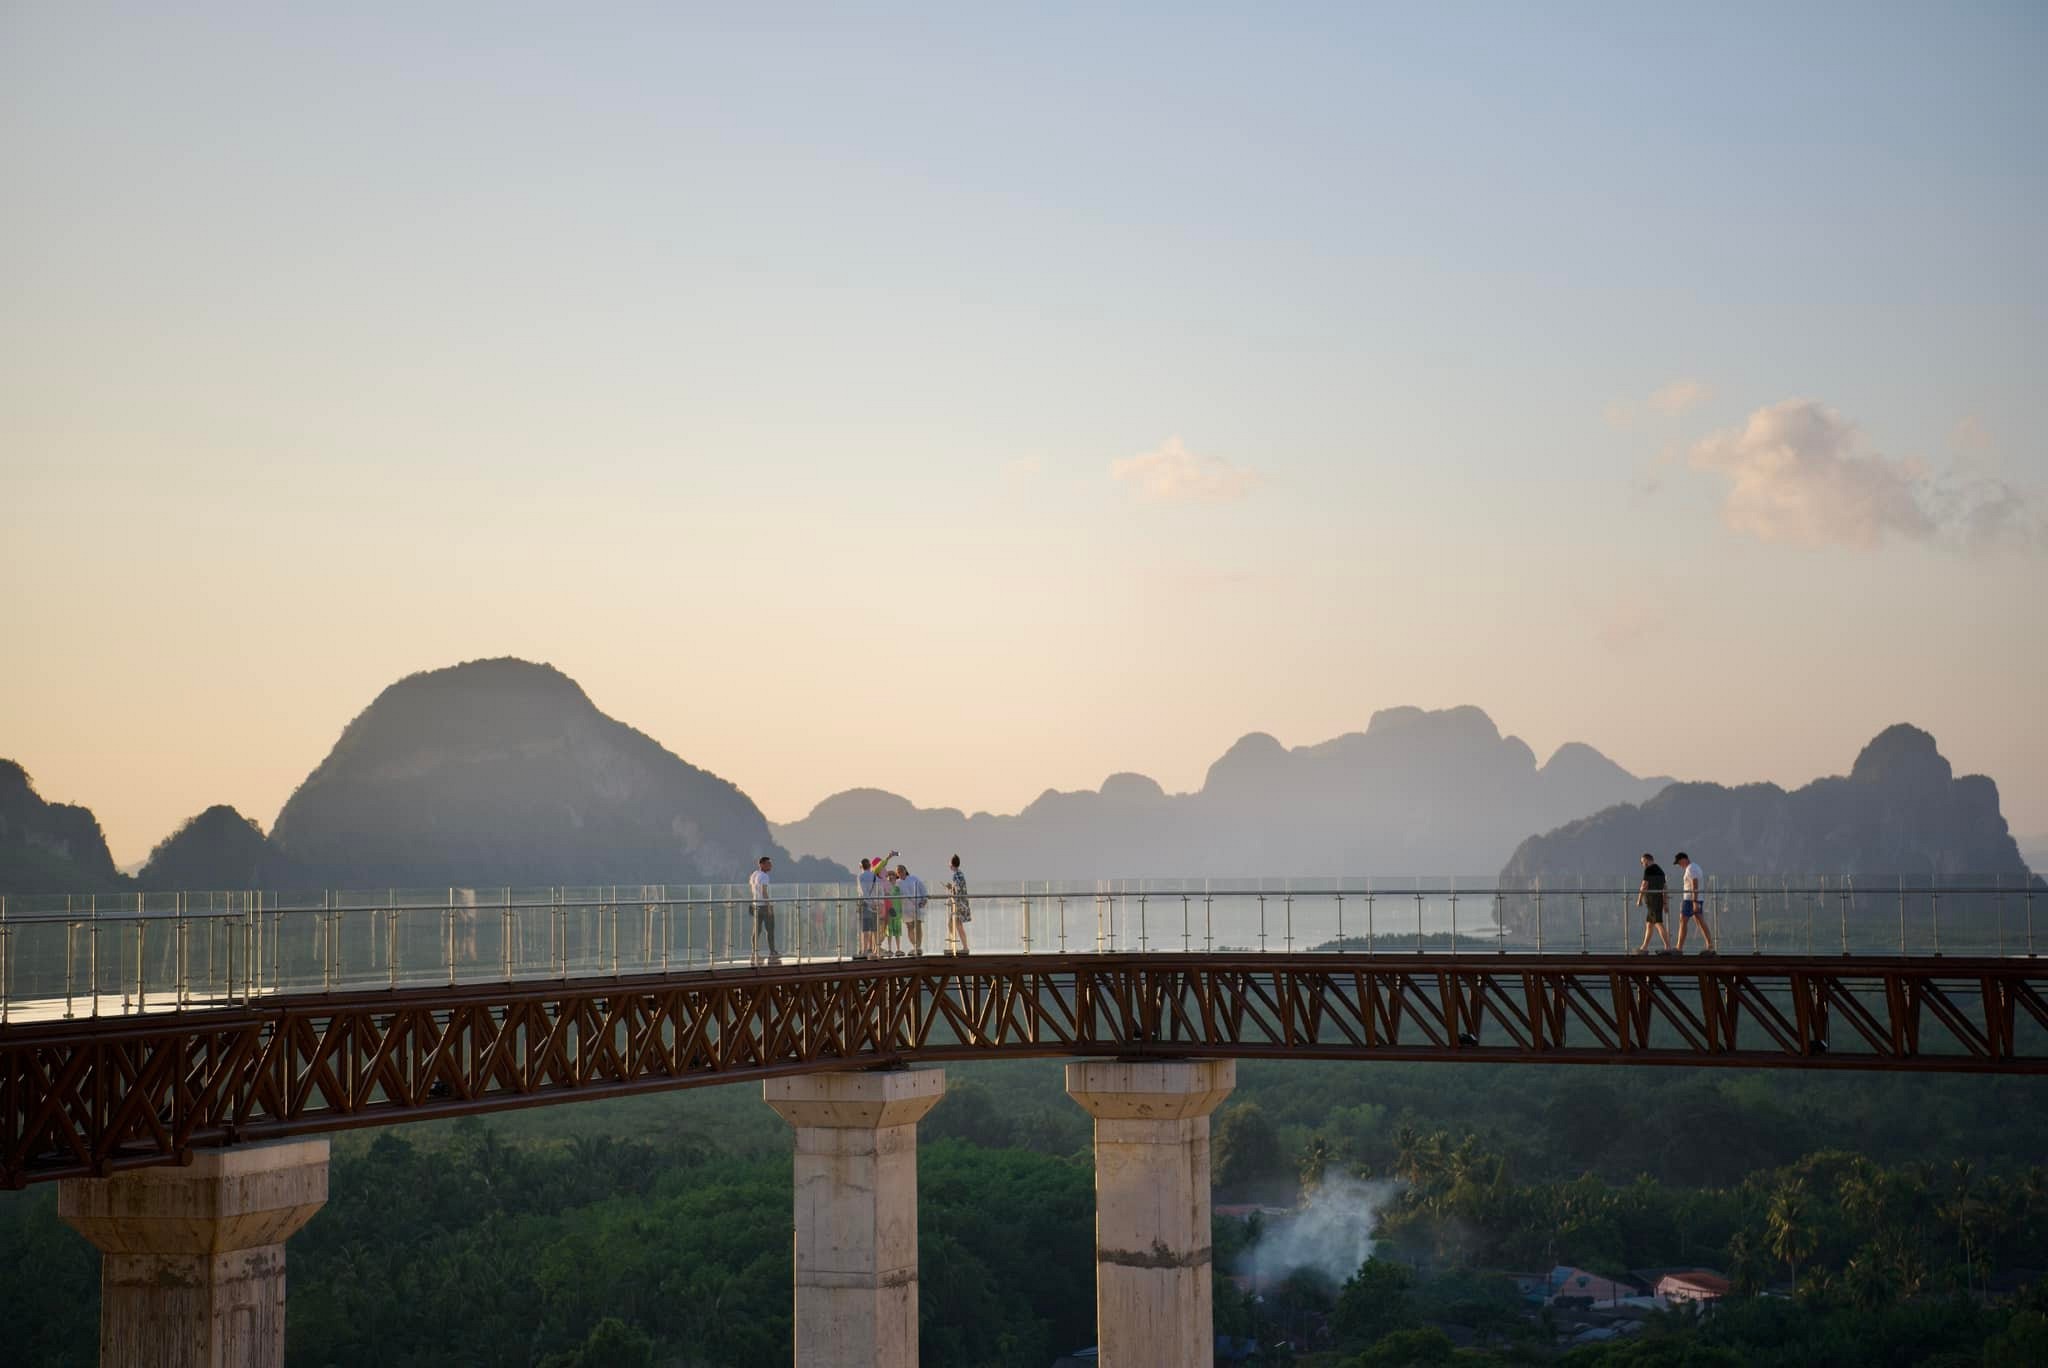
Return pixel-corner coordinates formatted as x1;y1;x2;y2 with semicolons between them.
1635;851;1715;953
744;851;972;965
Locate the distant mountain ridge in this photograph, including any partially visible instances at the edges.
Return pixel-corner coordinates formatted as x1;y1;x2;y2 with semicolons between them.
774;705;1675;881
137;804;304;891
0;760;124;893
1499;724;2035;890
268;658;846;887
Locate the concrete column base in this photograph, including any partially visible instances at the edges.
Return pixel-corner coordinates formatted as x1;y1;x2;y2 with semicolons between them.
764;1069;945;1368
1066;1059;1237;1368
58;1139;331;1368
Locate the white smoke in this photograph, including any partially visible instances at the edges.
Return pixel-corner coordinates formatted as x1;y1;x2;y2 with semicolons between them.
1236;1173;1402;1287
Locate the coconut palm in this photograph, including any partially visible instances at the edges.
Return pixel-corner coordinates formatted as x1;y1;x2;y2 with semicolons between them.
1768;1179;1816;1289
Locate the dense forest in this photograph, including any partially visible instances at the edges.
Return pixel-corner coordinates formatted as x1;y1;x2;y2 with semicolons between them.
3;1058;2045;1366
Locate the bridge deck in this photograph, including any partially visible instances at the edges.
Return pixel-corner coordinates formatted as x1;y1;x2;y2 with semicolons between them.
4;950;2044;1187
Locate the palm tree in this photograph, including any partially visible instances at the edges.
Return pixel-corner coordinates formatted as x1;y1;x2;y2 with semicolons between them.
1842;1248;1895;1310
1726;1231;1769;1297
1768;1179;1816;1289
1298;1135;1332;1197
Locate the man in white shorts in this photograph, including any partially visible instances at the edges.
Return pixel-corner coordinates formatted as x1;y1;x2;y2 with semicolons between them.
896;864;928;956
1673;852;1716;953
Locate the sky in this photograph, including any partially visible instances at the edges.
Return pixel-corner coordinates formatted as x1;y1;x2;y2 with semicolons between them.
4;2;2045;865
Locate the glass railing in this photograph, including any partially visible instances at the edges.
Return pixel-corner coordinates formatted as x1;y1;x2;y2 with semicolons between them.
0;876;2036;1023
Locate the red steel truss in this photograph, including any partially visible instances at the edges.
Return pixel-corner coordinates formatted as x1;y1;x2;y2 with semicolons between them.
4;952;2044;1186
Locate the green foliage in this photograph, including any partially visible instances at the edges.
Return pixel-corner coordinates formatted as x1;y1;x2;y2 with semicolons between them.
1216;1101;1291;1196
1350;1325;1456;1365
1332;1258;1420;1346
4;1057;2047;1366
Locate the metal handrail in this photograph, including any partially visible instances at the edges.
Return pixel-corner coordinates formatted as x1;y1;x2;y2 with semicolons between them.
0;876;2036;1025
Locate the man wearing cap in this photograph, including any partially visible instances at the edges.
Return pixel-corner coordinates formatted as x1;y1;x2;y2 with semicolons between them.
1673;852;1716;953
748;855;779;965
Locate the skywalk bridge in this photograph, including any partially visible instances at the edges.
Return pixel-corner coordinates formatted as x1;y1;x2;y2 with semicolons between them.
4;880;2042;1368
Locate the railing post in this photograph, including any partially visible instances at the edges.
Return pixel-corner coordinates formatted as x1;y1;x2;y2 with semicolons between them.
1899;875;1906;955
1335;892;1344;951
1933;887;1942;957
1284;890;1293;954
1183;893;1192;954
1578;888;1587;955
1139;893;1149;953
1257;893;1268;953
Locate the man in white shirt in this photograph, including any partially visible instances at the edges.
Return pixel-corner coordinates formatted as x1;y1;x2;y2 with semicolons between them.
748;855;779;965
896;864;929;956
1673;852;1715;953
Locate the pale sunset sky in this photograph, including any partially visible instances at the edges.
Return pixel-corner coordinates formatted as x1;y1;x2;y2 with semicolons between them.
4;3;2044;865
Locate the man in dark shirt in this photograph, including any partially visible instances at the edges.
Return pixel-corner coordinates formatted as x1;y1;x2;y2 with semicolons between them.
1635;852;1672;953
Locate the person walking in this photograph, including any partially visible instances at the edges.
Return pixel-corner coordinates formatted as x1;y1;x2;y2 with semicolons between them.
946;854;972;955
1636;852;1672;953
749;855;779;965
1673;852;1716;953
897;864;928;956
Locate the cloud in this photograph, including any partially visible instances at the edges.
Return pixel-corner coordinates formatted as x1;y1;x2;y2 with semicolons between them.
1689;399;2039;552
1606;378;1712;429
1596;593;1660;654
1648;378;1712;417
1110;437;1260;503
1948;415;1992;453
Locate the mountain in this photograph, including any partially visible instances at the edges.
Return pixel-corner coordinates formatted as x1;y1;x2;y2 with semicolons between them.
269;658;846;888
774;705;1672;881
0;760;125;893
1499;724;2035;888
136;805;304;890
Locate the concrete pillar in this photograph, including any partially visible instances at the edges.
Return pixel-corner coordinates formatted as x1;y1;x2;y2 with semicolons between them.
58;1139;331;1368
763;1068;945;1368
1065;1059;1237;1368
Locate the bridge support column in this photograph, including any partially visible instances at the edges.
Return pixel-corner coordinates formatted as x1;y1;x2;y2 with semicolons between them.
57;1139;330;1368
1065;1059;1236;1368
764;1068;945;1368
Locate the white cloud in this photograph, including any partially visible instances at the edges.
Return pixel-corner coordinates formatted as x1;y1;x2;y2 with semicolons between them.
1647;378;1712;417
1948;414;1992;453
1606;378;1712;429
1109;437;1260;503
1689;399;2039;552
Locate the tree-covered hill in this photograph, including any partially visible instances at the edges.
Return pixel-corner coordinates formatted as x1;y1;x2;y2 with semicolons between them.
0;760;124;894
1501;724;2036;892
263;657;846;888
